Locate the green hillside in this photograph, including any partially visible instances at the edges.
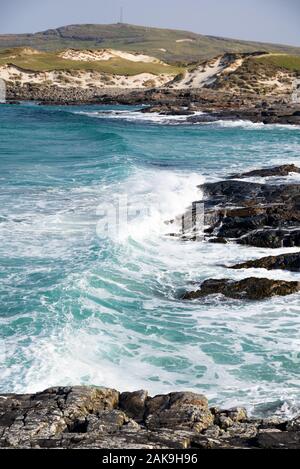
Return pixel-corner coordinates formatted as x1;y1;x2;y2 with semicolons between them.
1;23;300;64
0;48;182;76
255;54;300;71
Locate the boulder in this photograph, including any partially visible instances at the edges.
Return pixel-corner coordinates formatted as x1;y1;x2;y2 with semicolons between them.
231;252;300;272
238;228;300;248
119;390;148;422
145;392;214;433
230;164;300;179
182;277;300;301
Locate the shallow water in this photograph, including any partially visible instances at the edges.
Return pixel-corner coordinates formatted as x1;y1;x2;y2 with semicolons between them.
0;103;300;417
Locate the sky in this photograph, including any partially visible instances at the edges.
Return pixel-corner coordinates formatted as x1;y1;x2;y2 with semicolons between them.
0;0;299;46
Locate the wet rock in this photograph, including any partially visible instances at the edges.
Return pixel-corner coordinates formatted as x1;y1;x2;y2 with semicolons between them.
230;164;300;179
238;228;300;248
182;277;300;301
208;237;228;244
143;105;194;116
201;180;300;207
231;252;300;272
191;176;300;247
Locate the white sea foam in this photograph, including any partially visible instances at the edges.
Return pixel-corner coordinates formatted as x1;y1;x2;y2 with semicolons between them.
98;168;204;242
202;119;300;131
2;106;300;417
3;166;300;416
75;109;300;130
75;109;204;125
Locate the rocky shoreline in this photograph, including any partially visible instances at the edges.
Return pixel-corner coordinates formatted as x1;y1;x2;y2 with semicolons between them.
4;84;300;126
0;128;299;448
173;164;300;300
0;386;299;449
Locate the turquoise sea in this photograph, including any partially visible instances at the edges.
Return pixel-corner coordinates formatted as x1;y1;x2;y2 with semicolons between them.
0;103;300;417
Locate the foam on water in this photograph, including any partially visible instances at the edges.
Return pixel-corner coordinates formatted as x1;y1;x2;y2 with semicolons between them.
75;109;204;125
76;109;300;130
204;119;300;131
1;104;300;416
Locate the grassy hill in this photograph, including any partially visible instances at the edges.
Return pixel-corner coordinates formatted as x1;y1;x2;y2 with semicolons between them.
255;53;300;71
1;23;300;64
0;48;182;76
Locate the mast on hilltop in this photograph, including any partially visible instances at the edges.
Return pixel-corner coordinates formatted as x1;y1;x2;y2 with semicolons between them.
119;6;124;24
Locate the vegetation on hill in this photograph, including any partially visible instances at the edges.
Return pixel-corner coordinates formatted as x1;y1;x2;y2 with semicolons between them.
255;54;300;72
0;48;182;76
1;23;300;64
211;55;297;96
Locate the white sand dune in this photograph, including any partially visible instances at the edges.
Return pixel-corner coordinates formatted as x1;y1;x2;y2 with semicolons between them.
0;52;295;96
172;55;245;89
59;49;166;64
0;64;173;89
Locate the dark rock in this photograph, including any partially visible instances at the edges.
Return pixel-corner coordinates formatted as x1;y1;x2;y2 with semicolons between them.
208;237;228;244
185;178;300;247
257;431;300;449
0;386;299;449
231;252;300;272
230;164;300;179
238;228;300;248
119;390;148;422
201;180;300;207
182;277;300;301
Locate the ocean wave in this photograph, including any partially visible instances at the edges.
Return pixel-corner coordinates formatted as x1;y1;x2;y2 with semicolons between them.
2;103;300;417
74;109;300;130
74;109;204;125
199;119;300;131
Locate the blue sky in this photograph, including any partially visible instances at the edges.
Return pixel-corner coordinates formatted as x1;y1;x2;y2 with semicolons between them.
0;0;299;46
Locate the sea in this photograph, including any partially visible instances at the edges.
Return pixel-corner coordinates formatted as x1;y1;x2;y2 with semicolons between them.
0;102;300;418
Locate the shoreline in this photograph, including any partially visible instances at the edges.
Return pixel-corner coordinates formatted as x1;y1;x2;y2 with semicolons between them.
0;163;300;449
0;385;299;449
4;86;300;126
0;106;299;449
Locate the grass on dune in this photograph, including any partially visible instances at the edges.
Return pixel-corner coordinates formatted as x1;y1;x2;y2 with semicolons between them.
0;49;183;76
255;54;300;71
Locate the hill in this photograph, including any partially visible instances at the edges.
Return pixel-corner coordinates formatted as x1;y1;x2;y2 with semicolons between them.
1;23;300;64
0;47;182;76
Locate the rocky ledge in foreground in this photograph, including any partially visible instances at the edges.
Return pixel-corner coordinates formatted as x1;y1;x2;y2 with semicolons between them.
1;386;300;449
230;252;300;272
182;278;300;301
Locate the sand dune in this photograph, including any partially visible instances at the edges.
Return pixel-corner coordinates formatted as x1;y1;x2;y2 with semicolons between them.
59;49;165;64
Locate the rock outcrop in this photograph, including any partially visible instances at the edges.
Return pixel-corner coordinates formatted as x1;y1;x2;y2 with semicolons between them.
0;386;299;449
230;164;300;179
181;278;300;301
231;252;300;272
179;167;300;302
196;175;300;248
